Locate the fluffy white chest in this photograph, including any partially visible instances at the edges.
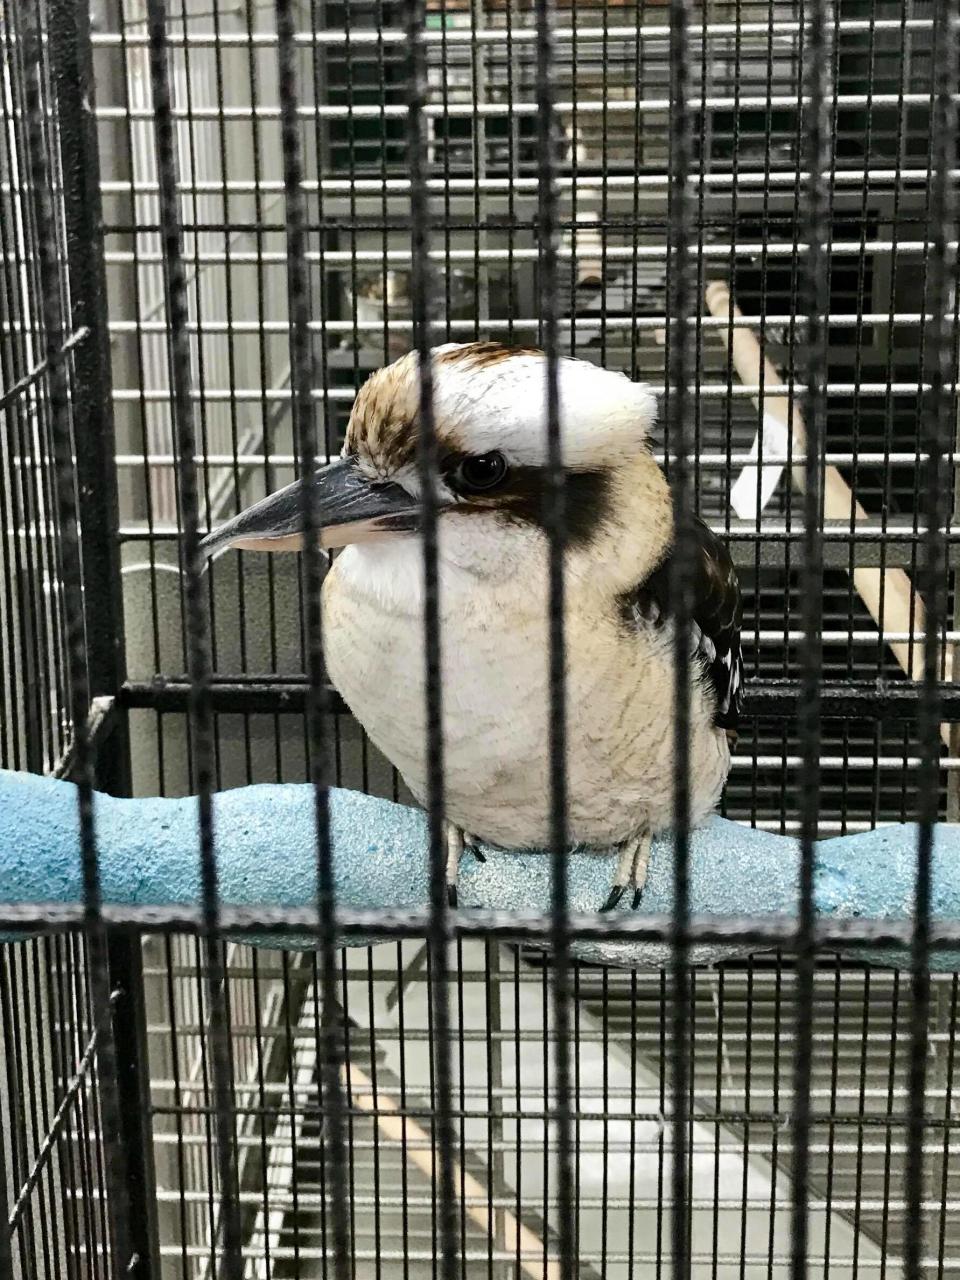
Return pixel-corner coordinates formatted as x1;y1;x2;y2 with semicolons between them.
323;544;730;848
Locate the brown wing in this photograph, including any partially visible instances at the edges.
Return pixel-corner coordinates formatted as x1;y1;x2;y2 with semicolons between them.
621;516;743;732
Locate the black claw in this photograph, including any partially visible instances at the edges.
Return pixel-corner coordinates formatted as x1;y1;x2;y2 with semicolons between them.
601;884;626;912
632;887;644;911
447;884;458;909
471;848;486;863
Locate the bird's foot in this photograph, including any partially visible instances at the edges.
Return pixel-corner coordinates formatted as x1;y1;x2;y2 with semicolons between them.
464;832;485;863
445;821;464;908
444;827;486;905
601;830;652;912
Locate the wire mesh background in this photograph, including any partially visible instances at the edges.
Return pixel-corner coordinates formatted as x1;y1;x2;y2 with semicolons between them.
1;0;959;1276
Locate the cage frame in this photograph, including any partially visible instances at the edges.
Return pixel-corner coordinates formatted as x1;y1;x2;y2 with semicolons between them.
1;0;960;1277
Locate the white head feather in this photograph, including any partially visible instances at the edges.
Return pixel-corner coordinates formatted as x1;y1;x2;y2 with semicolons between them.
424;342;658;469
345;343;658;475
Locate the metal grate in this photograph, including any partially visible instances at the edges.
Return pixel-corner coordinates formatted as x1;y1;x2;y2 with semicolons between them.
1;0;959;1277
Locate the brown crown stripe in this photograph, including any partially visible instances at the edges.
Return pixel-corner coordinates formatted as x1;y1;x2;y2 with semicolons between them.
345;351;419;470
434;340;544;369
346;343;544;471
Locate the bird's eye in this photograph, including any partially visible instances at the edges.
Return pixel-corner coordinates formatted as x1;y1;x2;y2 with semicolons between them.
454;451;509;495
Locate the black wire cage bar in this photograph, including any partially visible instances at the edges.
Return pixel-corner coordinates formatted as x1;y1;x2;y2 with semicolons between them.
1;0;960;1278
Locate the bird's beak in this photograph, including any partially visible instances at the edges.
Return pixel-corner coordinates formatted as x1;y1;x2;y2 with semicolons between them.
200;456;421;558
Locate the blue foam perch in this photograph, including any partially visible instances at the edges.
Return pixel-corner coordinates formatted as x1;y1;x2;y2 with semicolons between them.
1;768;959;969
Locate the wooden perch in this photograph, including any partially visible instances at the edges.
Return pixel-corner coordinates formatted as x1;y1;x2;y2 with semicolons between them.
705;280;952;745
343;1059;560;1280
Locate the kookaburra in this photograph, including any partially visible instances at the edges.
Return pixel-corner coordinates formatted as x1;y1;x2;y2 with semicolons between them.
201;342;743;910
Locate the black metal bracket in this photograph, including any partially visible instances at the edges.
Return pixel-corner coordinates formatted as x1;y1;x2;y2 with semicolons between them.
105;931;162;1280
121;675;960;724
51;697;119;783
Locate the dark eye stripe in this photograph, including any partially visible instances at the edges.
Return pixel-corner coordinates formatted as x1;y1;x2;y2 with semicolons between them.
442;461;611;549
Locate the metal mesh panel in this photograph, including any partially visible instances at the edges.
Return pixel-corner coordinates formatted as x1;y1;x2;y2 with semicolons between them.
0;936;114;1280
98;0;958;834
1;0;959;1277
136;944;960;1277
0;3;74;776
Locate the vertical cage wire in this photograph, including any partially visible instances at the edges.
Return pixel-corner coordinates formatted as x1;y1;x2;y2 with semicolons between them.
275;2;354;1277
144;1;244;1272
791;1;830;1277
533;0;576;1271
406;0;462;1278
664;0;694;1274
906;2;959;1276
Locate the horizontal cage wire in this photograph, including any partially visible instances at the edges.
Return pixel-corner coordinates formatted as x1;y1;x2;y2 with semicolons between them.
0;0;959;1277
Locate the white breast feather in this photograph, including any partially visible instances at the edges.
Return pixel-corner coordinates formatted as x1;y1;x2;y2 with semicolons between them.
323;544;731;849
